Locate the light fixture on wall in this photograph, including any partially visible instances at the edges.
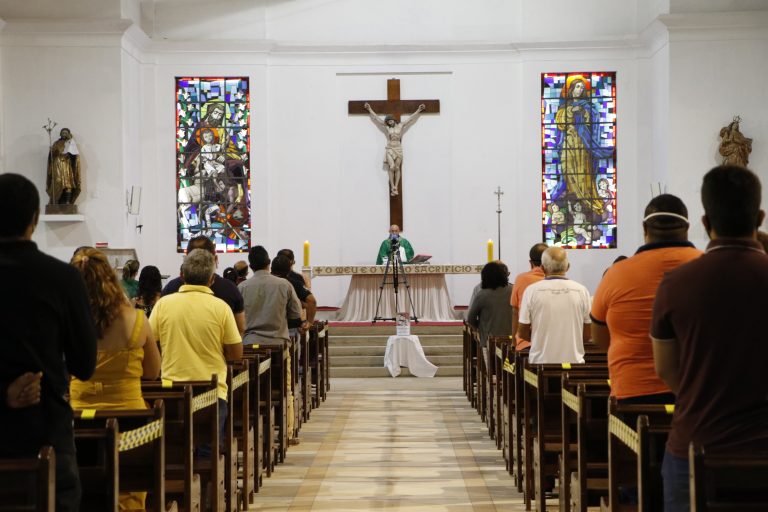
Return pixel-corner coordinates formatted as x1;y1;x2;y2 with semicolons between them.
127;186;143;234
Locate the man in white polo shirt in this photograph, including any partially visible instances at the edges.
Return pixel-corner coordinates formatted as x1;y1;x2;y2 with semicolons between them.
517;246;591;364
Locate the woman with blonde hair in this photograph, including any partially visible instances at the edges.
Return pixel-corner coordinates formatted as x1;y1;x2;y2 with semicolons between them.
120;258;140;299
69;248;161;509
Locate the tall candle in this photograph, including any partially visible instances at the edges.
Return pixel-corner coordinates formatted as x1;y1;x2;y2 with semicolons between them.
303;241;310;267
487;239;494;262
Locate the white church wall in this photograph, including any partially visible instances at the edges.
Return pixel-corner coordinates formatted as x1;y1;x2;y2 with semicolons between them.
665;17;768;249
149;0;652;45
0;39;128;263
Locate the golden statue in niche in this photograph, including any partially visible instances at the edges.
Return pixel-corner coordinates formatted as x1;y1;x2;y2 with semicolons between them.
719;116;752;168
44;120;82;214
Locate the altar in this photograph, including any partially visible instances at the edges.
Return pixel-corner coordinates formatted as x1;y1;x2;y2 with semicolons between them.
304;264;483;322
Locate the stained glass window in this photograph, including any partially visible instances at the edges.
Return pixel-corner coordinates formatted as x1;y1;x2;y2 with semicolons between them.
176;77;250;253
541;72;616;248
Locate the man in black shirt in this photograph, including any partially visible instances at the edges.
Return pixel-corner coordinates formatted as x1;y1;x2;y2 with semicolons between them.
0;174;97;511
162;235;245;335
277;248;316;326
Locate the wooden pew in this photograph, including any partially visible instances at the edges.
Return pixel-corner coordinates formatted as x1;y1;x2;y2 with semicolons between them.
522;359;608;511
226;362;252;511
500;341;516;475
490;335;515;451
297;328;311;423
511;348;530;492
244;344;287;465
607;399;674;512
321;323;330;398
74;417;119;511
143;377;223;512
74;401;172;512
560;374;611;512
308;321;327;409
0;446;56;512
689;444;768;511
462;320;472;402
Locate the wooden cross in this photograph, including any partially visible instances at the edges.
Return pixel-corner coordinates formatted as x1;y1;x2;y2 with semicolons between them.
348;78;440;230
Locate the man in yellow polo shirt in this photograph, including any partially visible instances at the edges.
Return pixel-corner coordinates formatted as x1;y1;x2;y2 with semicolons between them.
149;248;243;448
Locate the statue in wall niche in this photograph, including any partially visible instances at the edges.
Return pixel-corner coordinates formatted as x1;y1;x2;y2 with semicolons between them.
44;123;82;214
719;116;752;168
364;102;426;196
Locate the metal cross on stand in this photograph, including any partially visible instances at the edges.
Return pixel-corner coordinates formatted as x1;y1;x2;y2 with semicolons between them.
494;186;503;260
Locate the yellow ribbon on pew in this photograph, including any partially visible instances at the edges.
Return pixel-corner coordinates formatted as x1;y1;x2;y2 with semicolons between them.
161;378;173;388
561;363;572;369
80;409;96;419
118;418;164;453
665;404;675;414
607;379;611;386
503;357;515;374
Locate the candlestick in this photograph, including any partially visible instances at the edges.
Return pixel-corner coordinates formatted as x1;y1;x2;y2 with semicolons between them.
487;239;494;263
303;240;310;267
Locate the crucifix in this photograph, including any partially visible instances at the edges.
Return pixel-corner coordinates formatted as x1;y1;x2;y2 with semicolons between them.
348;78;440;230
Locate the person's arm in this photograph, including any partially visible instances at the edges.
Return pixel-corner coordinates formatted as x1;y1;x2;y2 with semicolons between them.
304;293;317;325
517;322;532;341
511;307;520;338
234;311;245;336
224;343;243;363
583;323;591;343
140;316;161;380
402;104;426;130
287;287;302;323
364;103;386;127
652;337;681;394
403;239;415;262
221;304;244;363
591;323;610;350
466;292;482;328
376;240;388;265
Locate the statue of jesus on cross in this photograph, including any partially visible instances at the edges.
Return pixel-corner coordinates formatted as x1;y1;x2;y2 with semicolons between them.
364;102;426;196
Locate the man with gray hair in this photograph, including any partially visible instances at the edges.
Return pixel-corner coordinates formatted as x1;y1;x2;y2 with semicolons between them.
516;246;591;364
149;248;243;445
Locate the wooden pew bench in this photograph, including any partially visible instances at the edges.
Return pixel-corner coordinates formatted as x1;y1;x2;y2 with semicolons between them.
0;446;55;512
244;344;287;465
74;400;172;512
607;400;674;512
226;362;252;511
490;335;515;451
142;377;223;512
560;375;611;512
523;360;608;512
689;444;768;511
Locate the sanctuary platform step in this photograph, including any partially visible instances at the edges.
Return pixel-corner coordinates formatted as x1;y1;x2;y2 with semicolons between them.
328;323;463;378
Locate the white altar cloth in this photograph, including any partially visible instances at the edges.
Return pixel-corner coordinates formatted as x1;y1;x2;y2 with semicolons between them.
384;335;438;378
333;274;459;322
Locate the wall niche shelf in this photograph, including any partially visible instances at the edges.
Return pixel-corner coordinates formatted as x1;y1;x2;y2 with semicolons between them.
41;214;85;222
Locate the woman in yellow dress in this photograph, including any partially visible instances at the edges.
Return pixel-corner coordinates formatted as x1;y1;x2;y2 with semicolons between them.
69;248;161;510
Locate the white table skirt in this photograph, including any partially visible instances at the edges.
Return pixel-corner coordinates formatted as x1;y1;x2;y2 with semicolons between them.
332;274;459;322
384;335;438;378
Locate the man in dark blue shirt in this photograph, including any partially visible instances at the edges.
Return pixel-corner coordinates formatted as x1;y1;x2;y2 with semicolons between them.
162;235;245;335
0;174;97;511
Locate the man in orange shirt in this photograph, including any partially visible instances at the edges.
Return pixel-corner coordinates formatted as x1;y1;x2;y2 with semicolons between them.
510;243;548;351
591;194;701;404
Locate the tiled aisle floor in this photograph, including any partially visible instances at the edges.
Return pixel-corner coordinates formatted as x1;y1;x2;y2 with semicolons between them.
248;377;530;511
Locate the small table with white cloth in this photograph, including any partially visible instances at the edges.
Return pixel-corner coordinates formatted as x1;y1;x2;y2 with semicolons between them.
384;335;438;378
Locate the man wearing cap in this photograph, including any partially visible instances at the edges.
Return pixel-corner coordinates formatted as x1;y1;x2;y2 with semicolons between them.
591;194;701;404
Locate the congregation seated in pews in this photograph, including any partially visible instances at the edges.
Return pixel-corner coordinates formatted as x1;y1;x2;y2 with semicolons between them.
0;176;331;512
462;165;768;512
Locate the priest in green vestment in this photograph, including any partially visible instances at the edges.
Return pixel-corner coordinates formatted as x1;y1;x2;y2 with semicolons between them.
376;224;414;264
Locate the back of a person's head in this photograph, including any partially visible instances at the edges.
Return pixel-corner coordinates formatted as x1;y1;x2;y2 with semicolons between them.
122;259;140;281
480;260;510;290
138;265;163;296
528;243;548;266
702;165;762;237
248;245;270;271
0;173;39;238
271;255;292;277
186;235;216;255
223;267;238;283
70;247;125;337
182;248;215;285
541;246;568;274
643;194;689;239
277;249;295;262
234;260;249;278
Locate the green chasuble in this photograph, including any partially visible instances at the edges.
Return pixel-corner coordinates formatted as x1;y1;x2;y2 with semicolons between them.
376;238;415;264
